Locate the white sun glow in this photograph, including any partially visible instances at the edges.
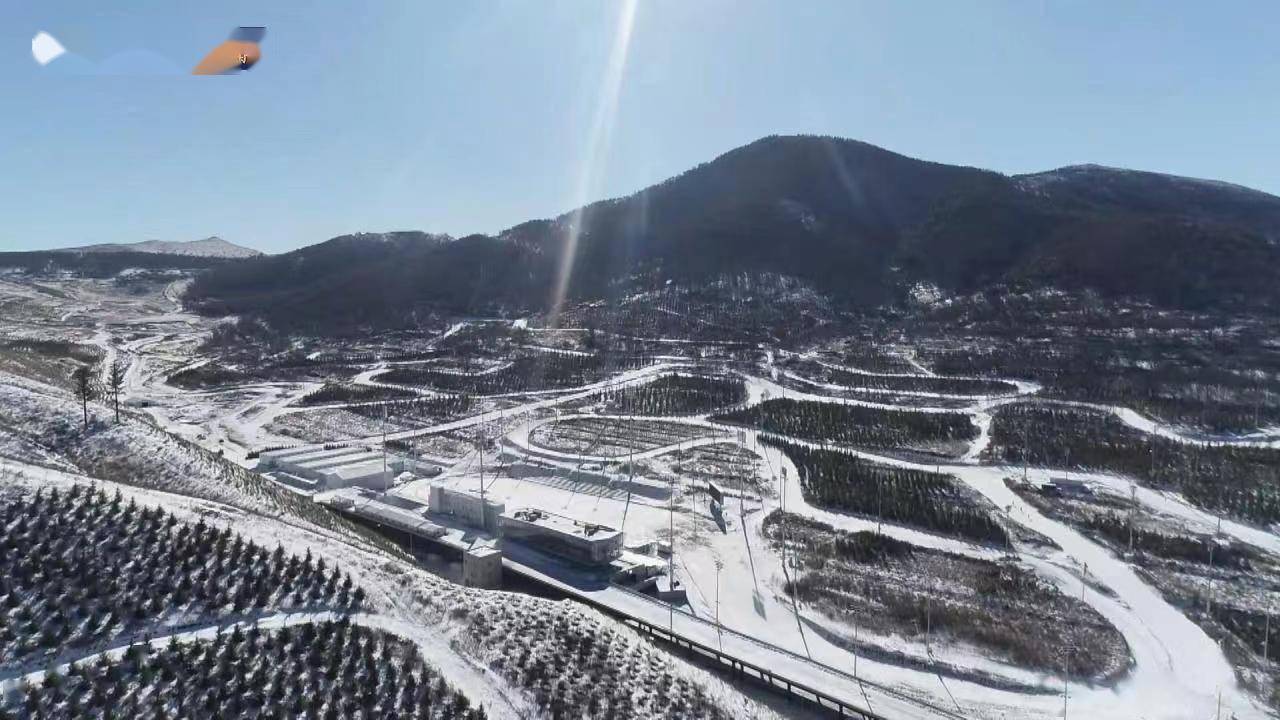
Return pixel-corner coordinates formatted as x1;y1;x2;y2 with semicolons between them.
547;0;640;327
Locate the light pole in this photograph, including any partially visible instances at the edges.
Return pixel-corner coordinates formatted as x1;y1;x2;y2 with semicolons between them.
382;400;389;494
669;474;675;635
714;559;724;640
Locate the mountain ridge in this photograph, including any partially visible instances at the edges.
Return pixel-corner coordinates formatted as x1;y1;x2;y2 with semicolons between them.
183;134;1280;333
58;236;262;259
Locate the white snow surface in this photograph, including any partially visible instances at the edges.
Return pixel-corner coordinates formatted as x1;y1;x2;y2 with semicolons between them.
2;287;1278;720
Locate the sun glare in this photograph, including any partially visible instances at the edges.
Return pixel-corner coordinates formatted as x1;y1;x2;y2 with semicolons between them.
548;0;640;327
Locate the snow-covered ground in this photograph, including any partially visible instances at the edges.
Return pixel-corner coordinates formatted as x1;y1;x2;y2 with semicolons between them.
2;278;1277;719
417;402;1275;718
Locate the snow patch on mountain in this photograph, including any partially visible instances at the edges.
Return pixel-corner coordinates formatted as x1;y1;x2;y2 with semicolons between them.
59;236;262;259
1014;164;1268;196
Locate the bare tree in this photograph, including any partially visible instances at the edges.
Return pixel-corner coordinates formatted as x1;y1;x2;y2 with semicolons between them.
72;365;95;430
106;359;126;423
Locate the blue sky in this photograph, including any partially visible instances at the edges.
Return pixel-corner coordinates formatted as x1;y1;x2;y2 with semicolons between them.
3;1;1277;254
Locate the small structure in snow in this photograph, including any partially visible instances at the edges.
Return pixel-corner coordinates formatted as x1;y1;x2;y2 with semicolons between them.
462;546;503;589
1042;478;1092;496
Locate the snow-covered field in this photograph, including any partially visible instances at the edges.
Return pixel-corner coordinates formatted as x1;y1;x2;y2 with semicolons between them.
1;274;1277;719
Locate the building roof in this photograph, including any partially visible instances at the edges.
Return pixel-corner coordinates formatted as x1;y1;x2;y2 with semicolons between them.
294;449;379;471
321;459;389;482
502;507;621;541
275;446;369;467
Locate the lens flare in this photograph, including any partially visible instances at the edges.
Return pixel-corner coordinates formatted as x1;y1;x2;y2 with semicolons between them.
547;0;639;327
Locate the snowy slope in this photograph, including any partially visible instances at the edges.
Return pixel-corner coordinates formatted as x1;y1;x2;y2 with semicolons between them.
58;236;262;258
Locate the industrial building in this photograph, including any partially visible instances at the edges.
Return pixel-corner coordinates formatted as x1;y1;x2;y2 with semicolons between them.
258;445;404;492
427;484;505;534
500;508;623;566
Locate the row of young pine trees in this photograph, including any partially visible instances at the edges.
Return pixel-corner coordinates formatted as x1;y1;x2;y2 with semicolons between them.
10;620;486;720
717;398;978;450
762;437;1008;545
990;404;1280;524
0;485;363;671
603;374;747;416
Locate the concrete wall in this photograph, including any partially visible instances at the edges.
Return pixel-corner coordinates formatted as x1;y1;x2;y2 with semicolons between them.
462;547;503;589
428;484;505;534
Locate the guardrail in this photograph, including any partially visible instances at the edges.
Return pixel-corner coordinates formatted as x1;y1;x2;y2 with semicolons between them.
624;616;886;719
601;582;967;720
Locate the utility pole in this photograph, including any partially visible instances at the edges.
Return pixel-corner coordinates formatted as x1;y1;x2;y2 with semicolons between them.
669;474;675;634
853;612;860;676
478;430;486;511
781;464;787;513
1062;649;1069;720
1206;539;1215;614
876;473;883;537
925;597;931;651
1022;420;1029;481
1128;483;1137;553
382;400;389;493
714;559;724;648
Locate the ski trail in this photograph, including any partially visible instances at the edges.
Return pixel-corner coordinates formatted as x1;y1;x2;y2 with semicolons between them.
735;429;1270;720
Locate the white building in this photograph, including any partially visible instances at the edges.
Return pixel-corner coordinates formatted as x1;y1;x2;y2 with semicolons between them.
499;508;623;566
427;484;505;534
259;445;403;492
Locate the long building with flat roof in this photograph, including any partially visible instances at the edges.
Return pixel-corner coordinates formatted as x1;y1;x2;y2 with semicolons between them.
500;507;623;566
259;444;402;491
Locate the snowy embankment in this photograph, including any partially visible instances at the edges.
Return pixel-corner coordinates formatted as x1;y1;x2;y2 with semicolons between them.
350;364;437;396
778;348;1026;386
736;370;976;416
507;412;729;463
773;367;1003;404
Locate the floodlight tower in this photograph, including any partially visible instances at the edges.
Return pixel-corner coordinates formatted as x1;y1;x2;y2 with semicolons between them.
669;471;675;634
382;400;389;493
478;430;486;510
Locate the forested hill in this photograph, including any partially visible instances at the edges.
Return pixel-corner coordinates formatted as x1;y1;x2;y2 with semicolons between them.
184;135;1280;333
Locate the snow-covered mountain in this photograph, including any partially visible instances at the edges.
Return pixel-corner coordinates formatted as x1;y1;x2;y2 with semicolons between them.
58;236;262;259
